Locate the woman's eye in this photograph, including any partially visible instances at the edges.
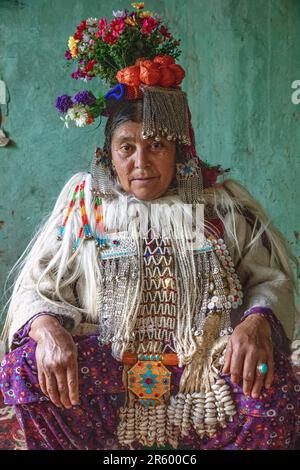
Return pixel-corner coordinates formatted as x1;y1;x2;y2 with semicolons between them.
121;145;131;152
152;141;163;149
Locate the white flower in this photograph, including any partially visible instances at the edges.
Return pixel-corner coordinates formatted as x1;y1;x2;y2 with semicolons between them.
60;115;70;128
66;104;88;127
113;10;126;17
82;33;90;43
86;17;98;26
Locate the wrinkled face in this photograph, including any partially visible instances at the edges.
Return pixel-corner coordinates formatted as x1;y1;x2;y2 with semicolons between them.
111;121;176;200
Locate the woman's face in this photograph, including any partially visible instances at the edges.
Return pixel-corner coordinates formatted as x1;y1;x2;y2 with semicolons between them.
111;121;176;200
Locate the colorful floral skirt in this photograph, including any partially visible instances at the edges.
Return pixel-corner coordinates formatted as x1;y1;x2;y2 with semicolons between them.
0;333;299;450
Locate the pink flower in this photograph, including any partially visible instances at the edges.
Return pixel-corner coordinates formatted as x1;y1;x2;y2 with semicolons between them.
98;18;108;37
109;18;125;38
141;17;158;35
103;32;117;45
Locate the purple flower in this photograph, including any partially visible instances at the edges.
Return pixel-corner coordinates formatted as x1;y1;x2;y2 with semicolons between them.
65;50;72;60
72;90;96;106
55;94;73;113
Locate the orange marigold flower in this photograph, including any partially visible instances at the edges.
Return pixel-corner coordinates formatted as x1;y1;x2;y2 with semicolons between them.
168;63;185;85
153;55;175;66
124;17;136;27
135;57;148;66
116;65;141;87
139;11;153;18
131;2;145;9
140;62;161;85
158;66;176;87
141;59;154;68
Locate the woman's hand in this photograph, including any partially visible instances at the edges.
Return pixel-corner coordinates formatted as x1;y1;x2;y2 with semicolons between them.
222;314;274;398
29;315;79;409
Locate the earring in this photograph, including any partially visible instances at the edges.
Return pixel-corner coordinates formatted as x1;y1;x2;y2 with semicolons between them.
176;159;204;204
91;147;116;200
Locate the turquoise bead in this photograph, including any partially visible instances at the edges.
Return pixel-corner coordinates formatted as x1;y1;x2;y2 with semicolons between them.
258;363;268;375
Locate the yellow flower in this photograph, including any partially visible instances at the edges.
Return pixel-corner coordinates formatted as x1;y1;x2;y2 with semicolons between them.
68;36;79;58
139;11;153;18
125;17;136;26
131;2;145;9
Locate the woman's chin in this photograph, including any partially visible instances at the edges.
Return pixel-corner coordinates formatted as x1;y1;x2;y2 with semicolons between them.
130;188;165;201
129;180;166;200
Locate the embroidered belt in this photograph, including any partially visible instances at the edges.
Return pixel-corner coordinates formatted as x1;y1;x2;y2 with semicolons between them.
122;352;179;365
122;353;178;406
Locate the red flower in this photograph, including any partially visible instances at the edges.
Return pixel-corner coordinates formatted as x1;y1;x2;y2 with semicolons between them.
86;112;94;125
159;26;171;38
74;20;87;40
110;18;125;38
74;31;83;40
84;59;96;73
77;20;87;31
103;32;117;45
97;18;108;37
141;17;158;35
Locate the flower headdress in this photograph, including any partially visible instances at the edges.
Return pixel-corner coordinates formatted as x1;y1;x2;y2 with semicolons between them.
55;2;226;187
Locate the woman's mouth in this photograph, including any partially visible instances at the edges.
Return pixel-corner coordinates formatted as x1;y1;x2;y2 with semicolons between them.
131;176;159;183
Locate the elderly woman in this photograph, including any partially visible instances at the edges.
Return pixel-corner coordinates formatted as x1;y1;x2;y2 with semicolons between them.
1;6;299;451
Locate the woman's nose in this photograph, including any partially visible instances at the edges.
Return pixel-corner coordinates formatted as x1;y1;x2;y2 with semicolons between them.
134;146;151;169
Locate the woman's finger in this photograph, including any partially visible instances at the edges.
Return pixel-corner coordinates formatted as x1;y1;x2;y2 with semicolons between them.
66;359;80;406
242;351;257;396
250;359;267;398
44;372;63;408
229;349;245;385
56;369;73;409
38;369;48;397
222;339;233;374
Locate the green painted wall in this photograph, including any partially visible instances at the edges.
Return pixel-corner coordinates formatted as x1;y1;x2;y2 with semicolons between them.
0;0;299;331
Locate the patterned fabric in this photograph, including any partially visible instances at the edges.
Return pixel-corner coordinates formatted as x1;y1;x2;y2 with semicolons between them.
0;325;300;450
0;390;25;450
